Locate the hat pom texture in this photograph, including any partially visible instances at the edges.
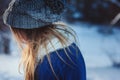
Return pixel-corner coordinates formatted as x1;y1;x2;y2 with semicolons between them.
44;0;65;14
3;0;66;29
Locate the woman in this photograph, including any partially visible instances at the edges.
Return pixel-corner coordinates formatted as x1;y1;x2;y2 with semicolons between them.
3;0;86;80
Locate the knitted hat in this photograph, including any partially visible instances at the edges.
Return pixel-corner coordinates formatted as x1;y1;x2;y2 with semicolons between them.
3;0;67;29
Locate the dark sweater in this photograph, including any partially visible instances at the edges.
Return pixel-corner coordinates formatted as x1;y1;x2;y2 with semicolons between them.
34;43;86;80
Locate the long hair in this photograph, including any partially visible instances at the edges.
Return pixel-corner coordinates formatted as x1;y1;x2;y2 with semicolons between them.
10;23;77;80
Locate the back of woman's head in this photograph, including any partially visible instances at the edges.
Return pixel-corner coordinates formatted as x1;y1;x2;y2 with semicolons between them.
10;23;77;80
3;0;76;80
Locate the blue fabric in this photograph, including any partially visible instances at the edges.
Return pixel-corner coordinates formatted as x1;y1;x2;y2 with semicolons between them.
34;43;86;80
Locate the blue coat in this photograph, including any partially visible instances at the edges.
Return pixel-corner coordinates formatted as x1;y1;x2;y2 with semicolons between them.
34;43;86;80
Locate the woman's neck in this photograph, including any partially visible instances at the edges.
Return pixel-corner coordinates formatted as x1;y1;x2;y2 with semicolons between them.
37;38;73;62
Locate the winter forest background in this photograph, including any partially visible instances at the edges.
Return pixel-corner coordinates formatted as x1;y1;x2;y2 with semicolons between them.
0;0;120;80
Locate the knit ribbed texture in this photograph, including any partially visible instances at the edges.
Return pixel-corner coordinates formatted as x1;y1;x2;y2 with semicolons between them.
3;0;66;29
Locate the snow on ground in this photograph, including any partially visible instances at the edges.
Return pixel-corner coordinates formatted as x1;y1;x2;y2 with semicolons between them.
87;67;120;80
0;23;120;80
0;54;23;80
70;22;120;68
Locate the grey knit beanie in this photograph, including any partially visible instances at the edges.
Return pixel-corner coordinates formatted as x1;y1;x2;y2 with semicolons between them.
3;0;67;29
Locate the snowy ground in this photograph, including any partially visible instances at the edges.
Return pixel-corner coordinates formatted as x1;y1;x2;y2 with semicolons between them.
0;23;120;80
87;67;120;80
0;54;23;80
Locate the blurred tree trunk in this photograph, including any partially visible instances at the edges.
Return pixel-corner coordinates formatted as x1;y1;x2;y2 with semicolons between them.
0;0;10;31
1;34;10;54
83;0;93;20
0;0;11;54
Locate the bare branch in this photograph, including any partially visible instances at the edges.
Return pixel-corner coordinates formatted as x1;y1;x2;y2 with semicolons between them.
111;13;120;25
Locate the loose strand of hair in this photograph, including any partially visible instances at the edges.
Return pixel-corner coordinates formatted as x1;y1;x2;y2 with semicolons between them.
43;41;59;80
48;38;71;67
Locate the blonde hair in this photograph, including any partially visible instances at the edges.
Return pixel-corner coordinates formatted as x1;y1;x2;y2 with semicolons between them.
10;23;77;80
